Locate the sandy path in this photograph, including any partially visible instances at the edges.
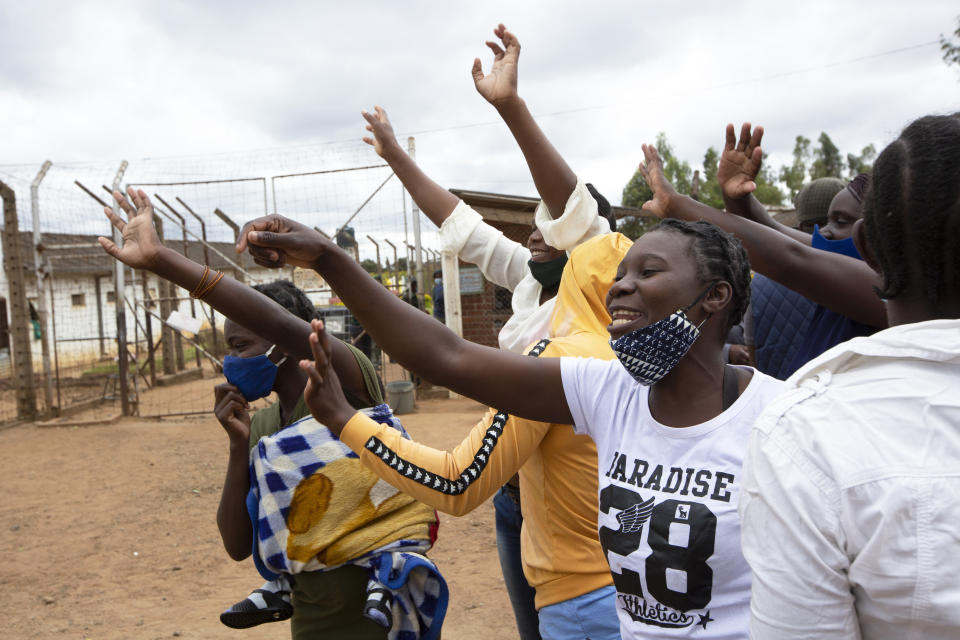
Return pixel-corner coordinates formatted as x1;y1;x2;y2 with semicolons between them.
0;397;519;639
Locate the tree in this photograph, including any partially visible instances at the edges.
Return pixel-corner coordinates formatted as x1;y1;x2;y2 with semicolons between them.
385;257;409;272
846;143;876;177
779;135;811;201
621;133;694;239
810;132;844;180
754;153;784;206
360;258;379;274
622;133;694;209
698;147;724;210
941;16;960;70
657;133;694;195
616;215;660;240
622;132;782;234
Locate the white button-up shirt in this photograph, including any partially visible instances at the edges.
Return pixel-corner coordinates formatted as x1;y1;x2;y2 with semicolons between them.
740;318;960;639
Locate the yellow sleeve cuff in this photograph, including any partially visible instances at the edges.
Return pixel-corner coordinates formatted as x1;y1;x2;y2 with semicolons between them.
340;411;382;454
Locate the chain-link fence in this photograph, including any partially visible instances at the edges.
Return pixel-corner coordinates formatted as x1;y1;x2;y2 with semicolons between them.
0;138;444;425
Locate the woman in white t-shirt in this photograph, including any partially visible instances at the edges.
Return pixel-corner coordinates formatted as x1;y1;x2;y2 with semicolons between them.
193;209;784;638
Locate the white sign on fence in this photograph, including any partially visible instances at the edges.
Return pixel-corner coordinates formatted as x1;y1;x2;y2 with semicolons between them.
459;266;484;295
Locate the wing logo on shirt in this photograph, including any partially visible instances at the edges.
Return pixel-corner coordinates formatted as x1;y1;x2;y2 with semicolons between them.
617;497;655;533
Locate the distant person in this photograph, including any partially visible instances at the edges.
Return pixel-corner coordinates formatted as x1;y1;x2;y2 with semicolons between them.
401;278;418;308
739;177;845;378
431;269;445;322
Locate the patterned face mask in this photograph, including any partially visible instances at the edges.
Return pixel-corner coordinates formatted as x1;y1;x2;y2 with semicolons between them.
609;285;713;386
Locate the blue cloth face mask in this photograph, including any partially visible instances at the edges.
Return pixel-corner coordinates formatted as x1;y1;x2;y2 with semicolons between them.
609;286;712;386
222;344;287;401
812;224;862;260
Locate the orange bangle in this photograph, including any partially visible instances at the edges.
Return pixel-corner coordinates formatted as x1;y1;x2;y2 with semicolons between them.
190;265;210;298
196;270;224;299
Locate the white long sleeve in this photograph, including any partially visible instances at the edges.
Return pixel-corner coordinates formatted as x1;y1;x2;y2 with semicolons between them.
437;179;609;353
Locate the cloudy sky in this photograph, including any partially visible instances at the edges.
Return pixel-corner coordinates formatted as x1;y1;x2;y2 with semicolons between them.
0;0;957;250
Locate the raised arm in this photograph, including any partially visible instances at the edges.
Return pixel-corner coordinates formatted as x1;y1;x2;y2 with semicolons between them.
364;106;530;291
640;145;886;328
717;123;810;244
235;214;572;428
297;320;551;514
362;107;459;228
473;24;576;219
97;188;375;404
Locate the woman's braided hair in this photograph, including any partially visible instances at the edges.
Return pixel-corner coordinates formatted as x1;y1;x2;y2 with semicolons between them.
863;114;960;311
252;279;319;323
654;219;752;332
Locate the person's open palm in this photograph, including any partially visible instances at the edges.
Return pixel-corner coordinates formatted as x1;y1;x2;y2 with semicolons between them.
472;23;520;105
361;106;399;158
717;123;764;201
98;187;164;271
638;144;678;219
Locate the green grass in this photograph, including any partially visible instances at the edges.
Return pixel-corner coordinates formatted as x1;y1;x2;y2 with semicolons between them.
80;345;198;378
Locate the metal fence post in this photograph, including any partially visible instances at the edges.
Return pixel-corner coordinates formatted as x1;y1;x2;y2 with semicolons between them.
213;208;242;283
153;195;189;370
0;179;38;420
383;238;399;295
111;161;131;415
406;137;426;309
30;160;54;415
179;197;219;357
150;215;177;376
441;250;462;399
366;235;384;283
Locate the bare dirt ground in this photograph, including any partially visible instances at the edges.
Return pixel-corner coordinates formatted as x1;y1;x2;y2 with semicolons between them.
0;396;518;640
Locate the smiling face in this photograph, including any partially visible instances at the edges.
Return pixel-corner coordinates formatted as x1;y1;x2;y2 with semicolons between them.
605;229;710;339
819;189;863;240
527;225;566;263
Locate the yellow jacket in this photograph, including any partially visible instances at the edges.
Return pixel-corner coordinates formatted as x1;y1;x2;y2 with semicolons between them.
341;233;633;608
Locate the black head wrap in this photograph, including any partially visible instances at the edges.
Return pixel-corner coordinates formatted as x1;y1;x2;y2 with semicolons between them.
586;183;616;231
846;172;871;203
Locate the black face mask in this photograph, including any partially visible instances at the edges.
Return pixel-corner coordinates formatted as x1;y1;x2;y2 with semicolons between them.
528;254;568;290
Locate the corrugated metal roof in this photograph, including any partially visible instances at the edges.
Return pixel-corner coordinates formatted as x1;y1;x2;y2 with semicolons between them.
14;231;257;275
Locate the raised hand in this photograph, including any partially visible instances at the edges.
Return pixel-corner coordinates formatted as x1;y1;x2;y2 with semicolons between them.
236;214;333;269
300;319;354;433
717;123;764;201
472;23;520;106
638;143;679;219
97;187;164;271
213;382;251;444
361;106;402;159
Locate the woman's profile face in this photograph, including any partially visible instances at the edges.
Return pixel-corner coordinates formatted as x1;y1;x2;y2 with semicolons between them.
526;225;566;263
604;230;705;339
224;319;274;360
819;189;862;241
